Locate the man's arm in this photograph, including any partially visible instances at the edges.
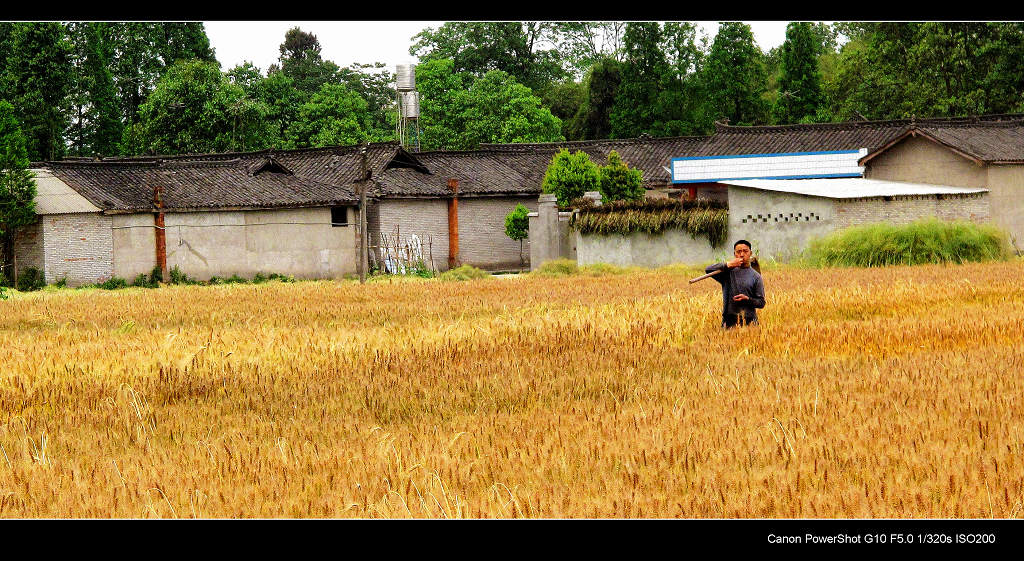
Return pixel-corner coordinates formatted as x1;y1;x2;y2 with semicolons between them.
704;262;729;284
748;275;766;309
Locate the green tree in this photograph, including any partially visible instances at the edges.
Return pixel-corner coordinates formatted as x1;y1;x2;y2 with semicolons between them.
109;22;217;141
0;101;37;281
66;23;122;157
415;59;473;151
229;65;303;149
337;62;397;143
541;149;600;206
2;23;73;161
609;22;670;138
774;22;824;124
135;60;272;154
416;60;562;150
568;57;622;140
285;83;377;148
701;22;768;126
540;80;585;140
460;70;563;146
504;202;530;264
655;21;710;135
598;150;644;202
274;27;342;97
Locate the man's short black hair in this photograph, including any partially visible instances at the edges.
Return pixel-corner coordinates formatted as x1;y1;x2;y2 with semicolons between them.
734;239;752;250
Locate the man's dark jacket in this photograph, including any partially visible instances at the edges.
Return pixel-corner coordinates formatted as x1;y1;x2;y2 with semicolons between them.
704;262;766;325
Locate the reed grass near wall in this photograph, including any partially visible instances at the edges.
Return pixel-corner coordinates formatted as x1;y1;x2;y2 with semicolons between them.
1;262;1024;518
807;219;1009;267
570;199;729;247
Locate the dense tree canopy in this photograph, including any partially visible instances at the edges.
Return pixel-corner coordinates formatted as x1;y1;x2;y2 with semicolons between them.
4;21;1024;166
134;60;272;154
415;59;562;150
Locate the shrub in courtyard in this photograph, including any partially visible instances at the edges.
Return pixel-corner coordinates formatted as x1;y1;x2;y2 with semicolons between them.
16;267;45;292
97;277;128;290
597;150;644;202
541;149;600;206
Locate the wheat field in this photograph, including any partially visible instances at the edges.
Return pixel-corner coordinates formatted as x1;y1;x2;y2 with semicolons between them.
1;261;1023;518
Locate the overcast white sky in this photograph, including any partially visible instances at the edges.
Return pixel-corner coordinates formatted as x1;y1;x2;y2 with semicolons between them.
204;21;797;75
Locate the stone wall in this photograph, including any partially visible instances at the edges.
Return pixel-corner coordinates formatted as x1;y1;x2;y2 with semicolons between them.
865;135;988;188
43;212;114;286
727;187;838;260
371;198;450;271
985;166;1024;247
457;196;539;270
527;194;576;270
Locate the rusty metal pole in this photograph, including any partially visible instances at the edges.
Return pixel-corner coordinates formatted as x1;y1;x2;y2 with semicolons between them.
153;185;168;282
447;178;459;269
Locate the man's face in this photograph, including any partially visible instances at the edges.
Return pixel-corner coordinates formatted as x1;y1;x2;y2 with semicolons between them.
734;244;751;266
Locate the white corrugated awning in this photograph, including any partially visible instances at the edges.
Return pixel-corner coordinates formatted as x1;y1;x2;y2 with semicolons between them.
30;168;101;214
719;178;988;199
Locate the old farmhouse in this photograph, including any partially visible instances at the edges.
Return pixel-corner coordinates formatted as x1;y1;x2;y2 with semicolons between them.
12;113;1024;285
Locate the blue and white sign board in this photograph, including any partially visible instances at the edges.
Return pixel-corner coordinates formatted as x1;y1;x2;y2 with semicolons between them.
671;149;868;183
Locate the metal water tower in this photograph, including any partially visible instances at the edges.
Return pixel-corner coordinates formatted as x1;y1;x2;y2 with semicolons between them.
396;63;421;151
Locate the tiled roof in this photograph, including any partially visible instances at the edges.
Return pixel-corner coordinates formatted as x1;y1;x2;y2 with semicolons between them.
708;114;1024;162
479;136;711;188
900;121;1024;163
47;155;361;212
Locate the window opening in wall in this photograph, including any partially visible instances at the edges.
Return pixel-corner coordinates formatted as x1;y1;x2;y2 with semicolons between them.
331;206;350;227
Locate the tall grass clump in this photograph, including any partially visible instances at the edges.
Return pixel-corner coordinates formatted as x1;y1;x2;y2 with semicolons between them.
438;265;490;281
807;219;1009;267
531;258;578;277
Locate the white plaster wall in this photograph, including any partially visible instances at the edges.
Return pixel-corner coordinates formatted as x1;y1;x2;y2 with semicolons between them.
113;207;356;281
727;187;837;260
111;213;156;279
986;166;1024;246
576;229;721;268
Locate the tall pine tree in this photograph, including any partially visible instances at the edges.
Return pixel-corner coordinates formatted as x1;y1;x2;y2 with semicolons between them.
0;100;37;280
701;22;768;126
775;22;824;124
2;23;73;161
609;22;670;138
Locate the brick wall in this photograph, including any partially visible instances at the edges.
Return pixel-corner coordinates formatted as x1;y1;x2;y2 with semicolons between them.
457;196;539;270
43;212;113;286
834;193;989;229
373;198;450;271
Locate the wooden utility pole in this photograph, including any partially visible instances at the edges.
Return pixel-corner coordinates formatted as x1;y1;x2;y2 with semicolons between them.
153;185;168;282
358;144;370;284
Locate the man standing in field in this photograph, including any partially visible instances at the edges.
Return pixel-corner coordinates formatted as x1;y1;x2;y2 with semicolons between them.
704;240;766;328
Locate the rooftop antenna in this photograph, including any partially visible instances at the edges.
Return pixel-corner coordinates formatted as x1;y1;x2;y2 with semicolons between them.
395;63;421;152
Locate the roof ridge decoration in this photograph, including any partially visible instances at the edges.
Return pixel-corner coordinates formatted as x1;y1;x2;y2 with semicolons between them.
247;155;294;176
